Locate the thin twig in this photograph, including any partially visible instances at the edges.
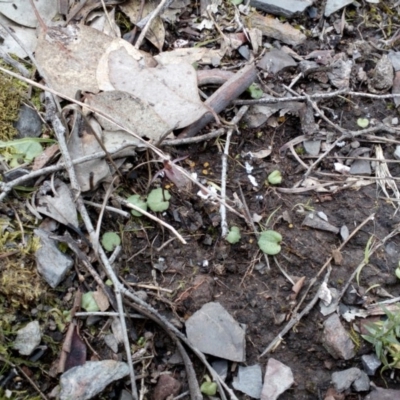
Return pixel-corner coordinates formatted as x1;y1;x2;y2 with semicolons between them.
259;266;332;357
114;195;187;244
134;0;171;49
220;106;248;237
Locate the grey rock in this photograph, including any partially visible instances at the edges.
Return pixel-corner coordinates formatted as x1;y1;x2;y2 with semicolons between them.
258;49;297;74
319;288;339;316
104;334;118;353
331;367;361;392
324;0;354;17
322;313;355;360
14;104;42;138
34;229;74;288
361;354;381;376
388;51;400;72
13;321;41;356
302;213;339;234
238;45;251;60
211;359;228;381
250;0;313;18
233;364;263;399
303;140;321;156
352;370;370;392
340;225;349;241
59;360;129;400
119;389;133;400
365;386;400;400
167;350;183;365
261;358;294;400
186;302;246;362
350;159;371;175
369;55;394;93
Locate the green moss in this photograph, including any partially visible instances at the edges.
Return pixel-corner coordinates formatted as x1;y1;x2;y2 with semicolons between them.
0;65;28;141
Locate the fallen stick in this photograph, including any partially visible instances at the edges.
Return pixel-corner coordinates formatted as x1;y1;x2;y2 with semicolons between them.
179;63;257;138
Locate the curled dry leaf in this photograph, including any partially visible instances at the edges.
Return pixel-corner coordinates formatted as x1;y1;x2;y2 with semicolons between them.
97;40;208;130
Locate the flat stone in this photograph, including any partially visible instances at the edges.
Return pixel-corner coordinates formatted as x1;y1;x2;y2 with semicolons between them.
352;370;370;392
365;386;400;400
350;159;371;175
257;49;297;74
59;360;129;400
186;302;246;362
250;0;313;18
211;359;228;381
322;314;355;360
331;368;361;392
232;364;263;399
34;229;74;288
14;104;42;138
393;71;400;107
302;213;339;234
303;140;321;156
13;321;41;356
361;354;381;376
324;0;354;17
261;358;294;400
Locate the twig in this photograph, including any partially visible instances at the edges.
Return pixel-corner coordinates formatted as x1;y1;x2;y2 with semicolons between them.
44;92;138;399
83;200;130;218
220;106;248;237
113;195;187;244
0;356;49;400
134;0;171;49
162;128;226;146
75;311;146;319
259;266;332;357
292;213;375;317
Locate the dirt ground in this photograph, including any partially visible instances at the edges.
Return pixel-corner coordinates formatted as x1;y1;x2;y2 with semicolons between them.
2;0;400;399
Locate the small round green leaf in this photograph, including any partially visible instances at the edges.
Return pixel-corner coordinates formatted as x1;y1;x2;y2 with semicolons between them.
201;381;217;396
268;170;282;185
357;118;369;128
226;226;241;244
147;188;171;212
101;232;121;251
81;292;100;312
396;267;400;280
247;83;264;99
126;194;148;217
258;230;282;255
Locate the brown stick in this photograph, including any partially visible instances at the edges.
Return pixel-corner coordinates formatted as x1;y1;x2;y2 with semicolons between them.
179;63;257;138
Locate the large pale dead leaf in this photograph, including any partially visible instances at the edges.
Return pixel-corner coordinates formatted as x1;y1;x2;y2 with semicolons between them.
85;91;170;145
35;24;113;98
120;0;165;51
97;41;208;129
36;179;78;227
0;0;58;28
67;117;111;192
0;13;37;58
155;47;225;66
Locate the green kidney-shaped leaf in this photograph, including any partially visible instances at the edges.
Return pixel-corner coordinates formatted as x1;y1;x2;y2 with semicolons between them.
147;188;171;212
226;226;241;244
81;292;100;312
247;83;263;99
268;170;282;185
258;230;282;255
200;381;217;396
126;194;148;217
396;267;400;280
101;232;121;251
357;118;369;128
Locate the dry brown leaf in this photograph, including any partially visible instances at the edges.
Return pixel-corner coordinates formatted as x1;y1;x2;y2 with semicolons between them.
120;0;165;51
32;143;59;171
155;47;225;66
85;90;170;145
92;287;110;312
97;40;208;129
